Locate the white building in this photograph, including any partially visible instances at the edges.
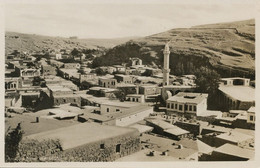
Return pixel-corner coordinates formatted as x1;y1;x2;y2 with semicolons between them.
125;94;145;103
166;92;208;118
115;105;153;127
100;101;139;114
247;106;255;124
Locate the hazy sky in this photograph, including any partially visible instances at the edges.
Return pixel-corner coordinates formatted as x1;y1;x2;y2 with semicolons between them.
5;1;256;38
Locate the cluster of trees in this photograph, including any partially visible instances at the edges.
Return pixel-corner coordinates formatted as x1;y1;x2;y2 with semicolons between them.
5;123;24;162
194;66;221;110
91;42;142;68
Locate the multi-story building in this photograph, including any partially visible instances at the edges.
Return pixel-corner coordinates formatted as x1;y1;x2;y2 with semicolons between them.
98;76;117;88
166;92;208;118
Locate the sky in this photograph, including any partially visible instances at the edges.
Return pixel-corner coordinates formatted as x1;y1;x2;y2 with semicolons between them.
4;0;257;39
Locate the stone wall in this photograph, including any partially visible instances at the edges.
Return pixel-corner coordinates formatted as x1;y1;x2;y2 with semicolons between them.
15;131;140;162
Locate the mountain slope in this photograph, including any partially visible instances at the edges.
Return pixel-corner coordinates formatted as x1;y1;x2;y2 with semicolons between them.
93;19;255;78
5;32;138;54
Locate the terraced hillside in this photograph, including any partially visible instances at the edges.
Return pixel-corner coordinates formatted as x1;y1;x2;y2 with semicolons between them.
93;19;255;78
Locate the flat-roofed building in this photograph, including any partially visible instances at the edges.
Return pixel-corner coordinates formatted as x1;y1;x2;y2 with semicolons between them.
47;85;80;107
207;143;254;161
166;92;208;118
145;118;191;140
125;94;145;103
63;63;80;69
214;131;254;148
114;74;133;84
82;105;153;127
98;76;117;88
5;77;22;91
17;123;140;162
217;77;255;111
113;65;125;73
100;101;139;114
14;65;41;77
247;106;255;125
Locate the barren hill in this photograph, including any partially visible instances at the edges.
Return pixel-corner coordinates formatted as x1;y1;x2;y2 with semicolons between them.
5;32;137;54
93;19;255;78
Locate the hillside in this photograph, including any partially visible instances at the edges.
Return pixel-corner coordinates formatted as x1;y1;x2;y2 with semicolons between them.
92;19;255;78
5;32;138;54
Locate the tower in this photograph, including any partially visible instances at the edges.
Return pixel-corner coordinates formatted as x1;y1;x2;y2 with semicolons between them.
163;42;171;86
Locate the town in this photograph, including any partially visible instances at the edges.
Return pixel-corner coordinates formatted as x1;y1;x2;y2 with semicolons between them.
4;39;255;162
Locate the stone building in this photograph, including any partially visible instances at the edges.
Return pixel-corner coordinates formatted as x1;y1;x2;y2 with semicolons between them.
14;65;41;77
5;77;22;91
125;94;145;103
100;101;139;114
114;74;133;84
98;76;117;88
166;92;208;118
82;105;153;127
217;77;255;111
48;85;81;107
16;123;140;162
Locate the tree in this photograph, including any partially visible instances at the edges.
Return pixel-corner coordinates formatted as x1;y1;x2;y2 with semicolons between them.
5;123;24;162
194;67;221;110
71;48;80;57
95;68;107;76
194;67;220;94
114;90;126;102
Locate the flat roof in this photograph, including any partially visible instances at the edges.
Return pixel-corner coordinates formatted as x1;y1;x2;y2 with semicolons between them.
113;105;153;119
221;77;250;80
163;85;195;89
216;131;253;143
126;94;143;97
47;85;72;92
101;101;140;108
167;92;208;104
25;123;138;150
164;127;190;136
84;105;152;121
214;143;254;159
145;118;175;130
53;94;80;98
218;85;255;102
129;124;153;133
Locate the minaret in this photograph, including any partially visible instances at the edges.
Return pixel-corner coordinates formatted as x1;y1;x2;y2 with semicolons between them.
163;42;170;86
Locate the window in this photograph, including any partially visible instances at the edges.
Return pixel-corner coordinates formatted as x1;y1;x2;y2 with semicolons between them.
175;104;178;109
136;98;139;102
63;99;66;103
100;144;105;149
74;99;76;102
171;103;174;109
116;109;120;112
185;105;188;111
167;103;170;108
189;105;192;111
193;105;197;112
250;115;254;121
116;144;121;153
107;108;109;112
179;105;183;111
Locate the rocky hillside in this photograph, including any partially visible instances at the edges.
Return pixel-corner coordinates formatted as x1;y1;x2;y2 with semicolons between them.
93;19;255;78
5;32;137;54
